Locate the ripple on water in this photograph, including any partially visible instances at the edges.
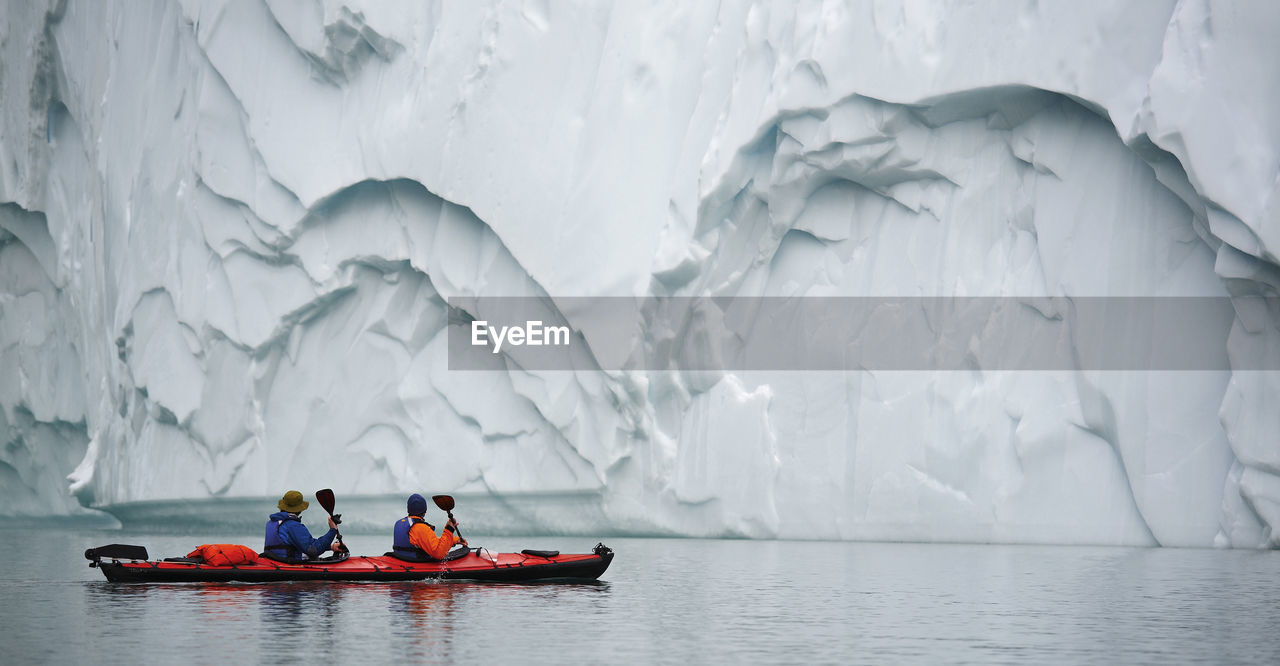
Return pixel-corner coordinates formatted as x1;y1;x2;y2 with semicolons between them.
3;530;1279;664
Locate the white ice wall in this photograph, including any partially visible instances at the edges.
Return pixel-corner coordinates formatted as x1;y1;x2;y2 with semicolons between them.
1;0;1277;546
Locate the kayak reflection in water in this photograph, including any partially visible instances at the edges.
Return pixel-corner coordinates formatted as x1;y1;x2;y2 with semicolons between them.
390;493;466;562
263;490;343;563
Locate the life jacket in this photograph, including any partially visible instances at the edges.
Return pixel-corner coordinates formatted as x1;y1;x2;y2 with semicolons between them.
392;515;435;562
264;513;305;561
187;543;260;566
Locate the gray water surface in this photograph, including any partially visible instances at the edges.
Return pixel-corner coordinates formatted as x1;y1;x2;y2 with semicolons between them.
4;529;1279;664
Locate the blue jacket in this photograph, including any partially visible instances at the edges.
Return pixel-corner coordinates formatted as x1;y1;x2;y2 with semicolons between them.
264;511;337;561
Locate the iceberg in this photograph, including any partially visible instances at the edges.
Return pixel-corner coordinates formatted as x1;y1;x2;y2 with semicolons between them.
1;0;1277;546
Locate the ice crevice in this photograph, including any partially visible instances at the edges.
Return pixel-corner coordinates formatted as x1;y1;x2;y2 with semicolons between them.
262;0;407;87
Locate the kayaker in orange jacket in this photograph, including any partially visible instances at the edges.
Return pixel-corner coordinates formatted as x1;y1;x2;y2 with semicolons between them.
391;493;465;561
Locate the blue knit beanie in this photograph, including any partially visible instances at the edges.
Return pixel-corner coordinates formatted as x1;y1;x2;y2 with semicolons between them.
407;493;427;516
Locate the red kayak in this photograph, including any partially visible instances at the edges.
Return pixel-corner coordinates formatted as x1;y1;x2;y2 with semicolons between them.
85;544;614;583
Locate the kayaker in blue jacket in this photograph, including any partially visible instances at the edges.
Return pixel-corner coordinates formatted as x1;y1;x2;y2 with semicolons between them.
264;490;341;562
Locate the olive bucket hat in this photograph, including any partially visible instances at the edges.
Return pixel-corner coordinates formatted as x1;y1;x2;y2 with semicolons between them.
278;490;309;513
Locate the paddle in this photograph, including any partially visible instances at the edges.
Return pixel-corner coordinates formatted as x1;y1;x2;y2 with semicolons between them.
432;494;468;546
315;488;349;553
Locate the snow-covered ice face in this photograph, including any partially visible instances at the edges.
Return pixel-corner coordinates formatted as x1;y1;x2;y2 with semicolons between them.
1;1;1277;548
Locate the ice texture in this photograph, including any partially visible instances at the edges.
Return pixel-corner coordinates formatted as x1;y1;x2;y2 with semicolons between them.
1;0;1278;546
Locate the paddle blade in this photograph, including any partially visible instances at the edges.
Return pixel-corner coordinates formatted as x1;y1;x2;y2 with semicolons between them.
431;494;455;512
315;488;337;515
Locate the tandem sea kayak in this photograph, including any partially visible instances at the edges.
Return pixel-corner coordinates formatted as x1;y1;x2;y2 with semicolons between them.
85;543;614;583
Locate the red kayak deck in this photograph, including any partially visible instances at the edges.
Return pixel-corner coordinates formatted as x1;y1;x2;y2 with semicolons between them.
89;546;613;583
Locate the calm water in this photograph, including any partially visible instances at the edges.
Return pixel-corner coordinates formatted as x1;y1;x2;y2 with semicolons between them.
4;529;1279;664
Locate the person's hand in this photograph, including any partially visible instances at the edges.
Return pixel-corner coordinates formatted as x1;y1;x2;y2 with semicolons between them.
446;517;458;531
458;537;468;547
327;516;337;530
332;540;343;552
